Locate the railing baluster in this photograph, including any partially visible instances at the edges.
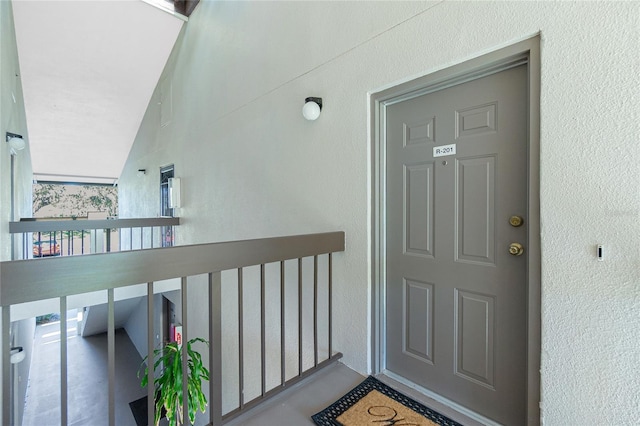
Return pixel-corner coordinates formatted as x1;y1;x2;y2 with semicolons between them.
1;230;344;424
328;253;333;357
11;217;179;256
238;268;244;409
147;282;155;426
260;264;266;397
108;288;115;426
60;297;68;425
314;255;318;367
181;277;188;426
2;306;11;425
209;272;222;426
280;261;285;387
298;258;303;376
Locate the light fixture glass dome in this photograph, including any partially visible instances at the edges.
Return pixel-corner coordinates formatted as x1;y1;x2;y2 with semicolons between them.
302;98;322;121
10;347;25;364
8;136;25;151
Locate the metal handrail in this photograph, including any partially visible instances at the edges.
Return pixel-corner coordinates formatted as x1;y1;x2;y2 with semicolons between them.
11;217;181;257
9;217;180;233
0;231;345;425
0;231;344;307
0;232;345;425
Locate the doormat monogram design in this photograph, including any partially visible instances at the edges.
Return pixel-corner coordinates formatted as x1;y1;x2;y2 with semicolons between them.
312;376;462;426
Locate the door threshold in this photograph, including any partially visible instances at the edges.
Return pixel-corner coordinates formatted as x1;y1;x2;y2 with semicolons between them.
378;370;502;426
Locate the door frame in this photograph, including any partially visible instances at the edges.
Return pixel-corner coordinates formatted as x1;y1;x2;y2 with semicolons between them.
370;36;541;425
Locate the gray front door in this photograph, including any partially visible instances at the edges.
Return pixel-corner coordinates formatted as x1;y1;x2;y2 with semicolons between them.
385;64;528;425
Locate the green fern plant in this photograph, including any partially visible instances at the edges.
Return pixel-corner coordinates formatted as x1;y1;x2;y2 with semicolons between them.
138;337;210;426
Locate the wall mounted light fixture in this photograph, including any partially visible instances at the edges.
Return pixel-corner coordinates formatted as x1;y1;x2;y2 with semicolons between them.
302;97;322;121
137;169;146;177
10;346;25;364
6;132;25;154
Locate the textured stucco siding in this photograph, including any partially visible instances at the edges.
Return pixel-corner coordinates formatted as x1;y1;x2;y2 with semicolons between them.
1;2;35;424
118;1;640;424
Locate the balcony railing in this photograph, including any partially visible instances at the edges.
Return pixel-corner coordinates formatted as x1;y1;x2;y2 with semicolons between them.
0;231;345;425
10;217;181;259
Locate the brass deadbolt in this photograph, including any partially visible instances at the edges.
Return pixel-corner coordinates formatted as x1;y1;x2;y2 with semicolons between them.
509;215;524;227
509;242;524;256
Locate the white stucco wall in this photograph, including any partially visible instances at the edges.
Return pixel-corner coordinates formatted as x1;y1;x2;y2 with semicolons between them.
1;0;33;259
118;1;640;424
1;2;35;424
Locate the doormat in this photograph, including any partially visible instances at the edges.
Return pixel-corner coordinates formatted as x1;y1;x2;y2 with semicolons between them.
312;376;463;426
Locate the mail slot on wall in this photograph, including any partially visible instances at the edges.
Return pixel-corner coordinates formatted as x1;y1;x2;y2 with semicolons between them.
168;177;181;208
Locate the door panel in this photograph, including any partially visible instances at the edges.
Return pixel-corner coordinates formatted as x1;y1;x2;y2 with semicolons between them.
403;278;434;363
454;289;495;389
385;64;528;425
456;102;497;138
405;118;436;146
456;156;495;265
405;162;435;257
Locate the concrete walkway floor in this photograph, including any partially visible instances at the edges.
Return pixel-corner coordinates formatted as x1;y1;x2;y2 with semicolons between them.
224;362;482;426
22;314;146;426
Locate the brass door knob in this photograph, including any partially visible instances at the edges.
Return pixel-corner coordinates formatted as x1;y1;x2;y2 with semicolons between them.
509;215;524;227
509;242;524;256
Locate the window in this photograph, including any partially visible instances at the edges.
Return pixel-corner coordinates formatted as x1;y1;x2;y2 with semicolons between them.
160;165;174;247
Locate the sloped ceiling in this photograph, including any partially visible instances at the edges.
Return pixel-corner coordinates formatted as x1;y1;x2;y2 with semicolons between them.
12;0;184;184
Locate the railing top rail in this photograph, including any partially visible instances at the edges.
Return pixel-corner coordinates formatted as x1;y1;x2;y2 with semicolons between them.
9;217;181;233
0;231;345;307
